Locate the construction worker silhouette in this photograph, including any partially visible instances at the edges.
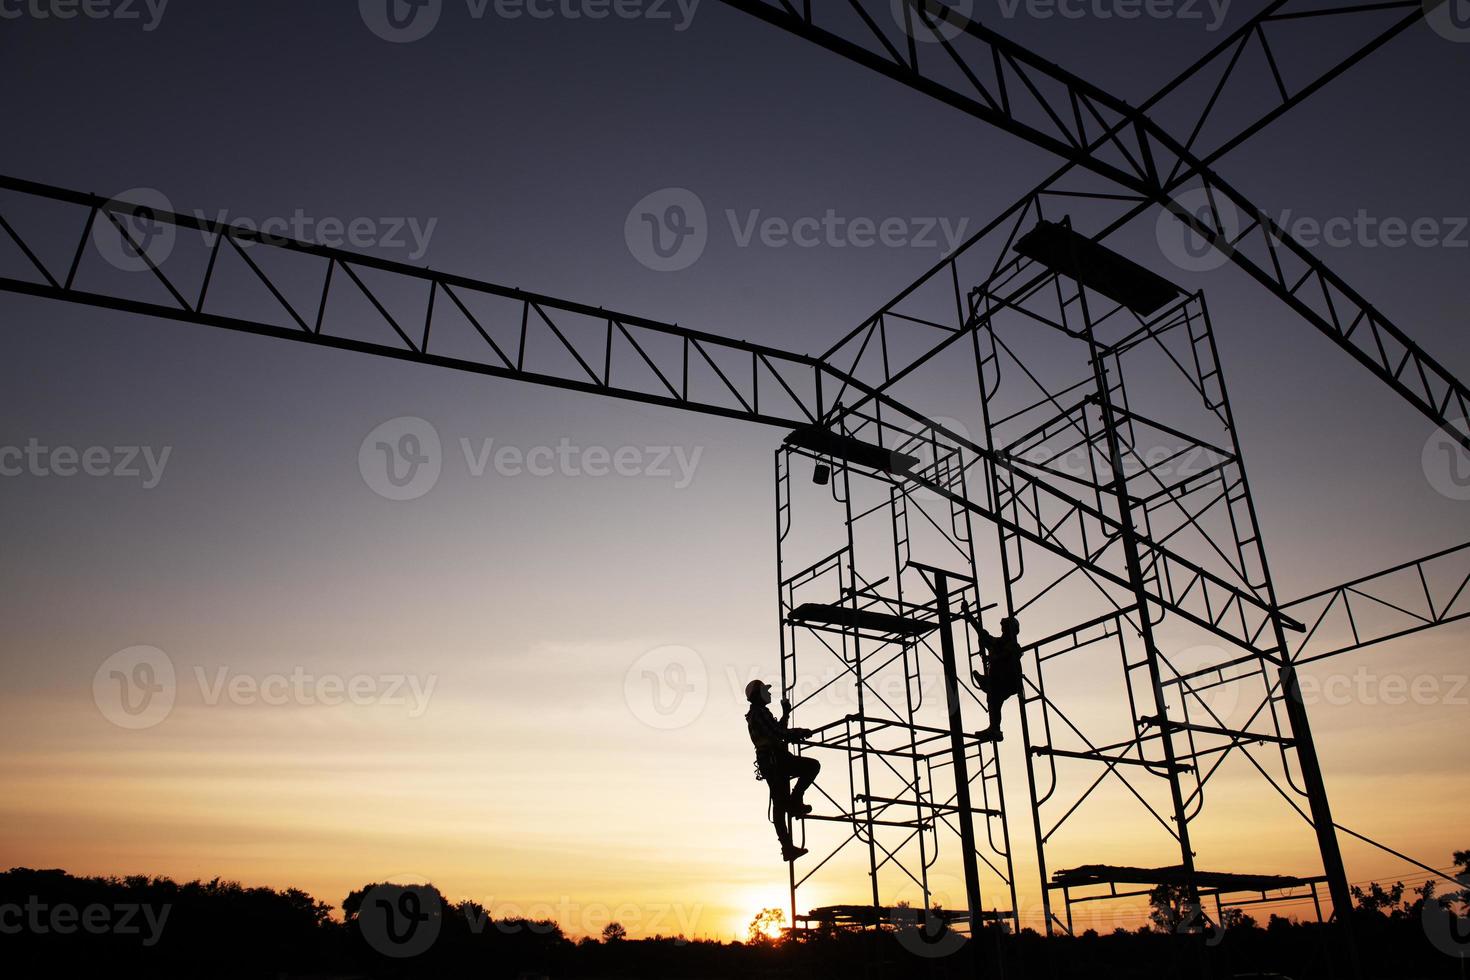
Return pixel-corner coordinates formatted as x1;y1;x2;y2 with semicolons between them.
745;679;820;862
966;610;1023;742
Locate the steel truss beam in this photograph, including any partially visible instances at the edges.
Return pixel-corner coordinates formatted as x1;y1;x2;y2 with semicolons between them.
1281;541;1470;664
0;176;835;429
0;174;1297;657
823;0;1439;419
729;0;1470;452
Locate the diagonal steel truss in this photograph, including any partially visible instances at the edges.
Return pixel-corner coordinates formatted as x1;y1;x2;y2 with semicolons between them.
0;174;1294;653
1282;542;1470;665
720;0;1470;452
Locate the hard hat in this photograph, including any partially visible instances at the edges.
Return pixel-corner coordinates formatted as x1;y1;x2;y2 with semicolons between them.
745;679;770;701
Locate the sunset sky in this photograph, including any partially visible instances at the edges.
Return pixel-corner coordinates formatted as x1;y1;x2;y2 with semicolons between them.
1;0;1467;941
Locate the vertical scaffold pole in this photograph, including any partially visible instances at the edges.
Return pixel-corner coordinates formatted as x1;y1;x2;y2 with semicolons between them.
932;569;984;976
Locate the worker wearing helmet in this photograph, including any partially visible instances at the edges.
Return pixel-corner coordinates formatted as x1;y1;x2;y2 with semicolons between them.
968;612;1024;742
745;679;820;862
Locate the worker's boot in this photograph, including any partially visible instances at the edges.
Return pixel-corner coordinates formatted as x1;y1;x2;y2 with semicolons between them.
788;797;813;817
782;844;808;862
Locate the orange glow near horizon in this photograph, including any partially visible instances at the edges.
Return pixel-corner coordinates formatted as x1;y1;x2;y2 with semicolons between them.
2;617;1467;941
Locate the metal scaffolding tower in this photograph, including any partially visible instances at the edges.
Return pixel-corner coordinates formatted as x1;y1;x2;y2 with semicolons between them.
774;419;1018;945
762;216;1365;964
967;225;1349;939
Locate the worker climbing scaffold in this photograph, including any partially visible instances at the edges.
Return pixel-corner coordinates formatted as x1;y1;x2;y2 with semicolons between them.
744;679;820;862
963;606;1023;742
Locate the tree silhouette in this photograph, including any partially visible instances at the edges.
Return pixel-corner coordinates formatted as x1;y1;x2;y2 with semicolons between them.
4;864;1463;977
1452;849;1470;915
1219;907;1257;931
747;907;785;944
1352;880;1409;919
1146;883;1191;933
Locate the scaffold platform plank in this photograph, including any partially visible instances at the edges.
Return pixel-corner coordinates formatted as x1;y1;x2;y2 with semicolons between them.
1051;864;1313;892
788;601;937;637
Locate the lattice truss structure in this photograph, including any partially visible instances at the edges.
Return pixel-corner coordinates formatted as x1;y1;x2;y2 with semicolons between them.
1;0;1468;959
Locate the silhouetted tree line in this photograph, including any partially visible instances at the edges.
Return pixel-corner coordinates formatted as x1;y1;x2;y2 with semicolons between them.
1;857;1466;979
